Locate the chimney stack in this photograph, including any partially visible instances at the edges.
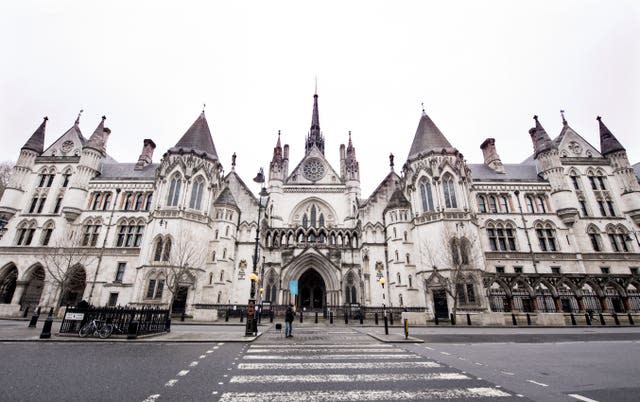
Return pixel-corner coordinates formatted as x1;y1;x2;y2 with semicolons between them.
135;139;156;170
480;138;505;173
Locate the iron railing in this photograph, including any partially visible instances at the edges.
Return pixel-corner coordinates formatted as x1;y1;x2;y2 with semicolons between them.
59;305;170;336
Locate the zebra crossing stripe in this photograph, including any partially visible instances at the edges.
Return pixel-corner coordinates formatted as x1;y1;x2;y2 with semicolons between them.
247;348;399;353
219;387;511;401
243;354;419;360
237;361;441;370
230;372;470;383
250;344;391;349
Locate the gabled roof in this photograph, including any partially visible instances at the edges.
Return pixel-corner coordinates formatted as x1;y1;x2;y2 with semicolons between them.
407;112;455;160
168;112;218;161
41;120;87;157
98;163;158;179
385;188;410;211
598;116;625;155
554;121;601;158
285;145;341;185
468;163;542;181
22;117;48;154
362;171;401;207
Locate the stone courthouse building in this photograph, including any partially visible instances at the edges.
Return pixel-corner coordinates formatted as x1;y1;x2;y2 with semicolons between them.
1;93;639;323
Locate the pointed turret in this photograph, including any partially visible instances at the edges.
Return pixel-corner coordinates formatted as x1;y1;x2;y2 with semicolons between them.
168;112;219;161
597;116;625;155
21;117;48;154
269;131;288;181
529;115;557;159
84;116;111;154
305;93;325;154
407;111;455;160
340;131;360;182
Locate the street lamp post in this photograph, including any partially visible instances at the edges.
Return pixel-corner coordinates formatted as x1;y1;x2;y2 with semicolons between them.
245;168;268;336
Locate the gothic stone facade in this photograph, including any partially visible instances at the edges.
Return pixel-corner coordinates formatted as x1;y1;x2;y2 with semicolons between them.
1;96;639;323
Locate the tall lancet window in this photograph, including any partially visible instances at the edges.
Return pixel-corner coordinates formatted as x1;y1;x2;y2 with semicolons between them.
319;214;325;227
310;205;317;227
302;214;308;228
167;173;182;207
419;177;434;212
189;176;205;210
443;174;457;208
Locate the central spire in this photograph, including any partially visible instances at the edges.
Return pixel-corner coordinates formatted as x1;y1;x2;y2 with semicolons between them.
305;91;325;155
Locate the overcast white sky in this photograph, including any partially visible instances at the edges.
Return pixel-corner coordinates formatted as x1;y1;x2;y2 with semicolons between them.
1;0;638;197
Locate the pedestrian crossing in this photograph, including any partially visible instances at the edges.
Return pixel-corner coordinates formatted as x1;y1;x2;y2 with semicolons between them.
218;341;519;401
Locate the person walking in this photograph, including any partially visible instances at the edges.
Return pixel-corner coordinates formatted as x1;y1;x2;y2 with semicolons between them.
285;304;295;338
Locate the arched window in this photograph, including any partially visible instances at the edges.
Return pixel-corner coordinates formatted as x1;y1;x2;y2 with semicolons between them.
403;231;408;241
134;193;144;210
408;275;413;288
144;193;153;211
500;196;509;213
82;219;101;247
393;228;397;238
477;195;487;213
302;214;308;228
419;177;434;212
406;253;410;264
208;273;213;285
569;172;581;190
525;196;535;213
167;173;182;207
396;272;401;284
451;238;460;265
153;238;164;261
219;270;224;281
41;221;55;246
212;251;216;262
215;229;219;239
489;196;498;213
535;222;558;252
607;226;630;252
310;205;317;227
189;177;205;210
102;192;112;211
587;226;602;252
145;275;165;299
536;196;547;213
399;293;404;306
319;214;325;227
395;250;399;261
162;238;172;261
486;222;516;251
443;174;457;208
123;193;133;211
15;221;36;246
91;193;102;210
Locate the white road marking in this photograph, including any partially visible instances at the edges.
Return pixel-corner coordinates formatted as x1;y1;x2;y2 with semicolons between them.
219;387;511;401
177;370;189;376
458;357;466;360
189;361;199;367
165;379;178;387
214;346;220;349
424;346;434;350
218;342;225;345
516;394;524;398
440;351;451;355
212;391;219;395
500;371;515;376
568;394;599;402
206;350;213;354
243;354;419;360
527;380;549;387
475;362;484;366
199;355;206;359
249;344;389;348
231;372;470;383
238;361;441;370
142;394;161;402
247;348;398;353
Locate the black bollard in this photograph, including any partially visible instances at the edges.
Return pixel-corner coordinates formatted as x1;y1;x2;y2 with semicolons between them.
511;313;518;326
389;312;394;326
628;313;635;326
570;313;577;326
330;311;334;324
345;312;348;325
450;313;456;326
23;306;30;318
225;309;230;322
300;310;303;324
240;310;244;323
180;311;186;322
526;313;531;326
270;311;274;323
374;312;379;325
466;313;471;326
39;308;54;339
28;306;41;328
384;316;389;335
127;320;139;339
434;314;439;325
585;313;592;325
315;312;318;324
359;313;364;325
613;313;620;326
165;316;172;332
258;311;262;324
599;313;605;325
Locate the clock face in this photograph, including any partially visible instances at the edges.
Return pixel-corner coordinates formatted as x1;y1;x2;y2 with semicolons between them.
61;140;74;154
302;158;326;181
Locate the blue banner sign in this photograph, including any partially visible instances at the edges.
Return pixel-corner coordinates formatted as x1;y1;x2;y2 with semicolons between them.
289;280;298;296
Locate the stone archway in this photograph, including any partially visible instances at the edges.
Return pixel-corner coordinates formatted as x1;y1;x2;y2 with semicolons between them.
21;266;45;311
60;265;86;307
0;265;18;304
299;269;325;310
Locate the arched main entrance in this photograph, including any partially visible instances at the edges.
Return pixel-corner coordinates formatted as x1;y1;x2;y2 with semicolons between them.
21;266;45;311
298;269;325;310
0;265;18;304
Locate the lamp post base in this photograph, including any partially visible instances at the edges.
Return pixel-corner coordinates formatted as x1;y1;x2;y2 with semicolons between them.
244;299;257;336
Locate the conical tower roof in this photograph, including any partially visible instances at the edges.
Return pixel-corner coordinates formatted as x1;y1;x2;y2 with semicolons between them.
85;116;110;152
597;116;625;155
168;112;218;161
529;115;557;159
213;187;238;208
407;111;455;160
22;117;48;154
385;188;410;211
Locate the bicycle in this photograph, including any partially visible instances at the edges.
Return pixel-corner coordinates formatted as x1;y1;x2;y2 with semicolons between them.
99;321;126;338
78;319;110;339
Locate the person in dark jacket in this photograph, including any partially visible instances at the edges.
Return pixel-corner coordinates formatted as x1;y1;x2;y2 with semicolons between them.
285;304;295;337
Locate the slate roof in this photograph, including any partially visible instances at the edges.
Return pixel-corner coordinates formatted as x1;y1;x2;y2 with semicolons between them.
168;112;218;161
407;112;455;160
385;188;410;211
469;163;542;181
598;116;625;155
529;116;556;159
98;163;158;179
22;117;47;154
633;162;640;182
213;187;238;207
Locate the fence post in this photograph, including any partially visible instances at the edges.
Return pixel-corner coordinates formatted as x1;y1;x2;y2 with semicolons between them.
330;311;334;324
240;309;244;323
613;313;620;326
585;313;592;325
165;310;171;332
344;311;348;325
526;313;531;326
225;309;230;322
270;310;274;323
374;312;379;325
628;313;635;326
384;316;389;335
389;312;394;326
511;313;517;326
599;313;605;325
315;312;318;324
39;308;54;339
359;312;364;325
466;313;471;326
570;313;576;326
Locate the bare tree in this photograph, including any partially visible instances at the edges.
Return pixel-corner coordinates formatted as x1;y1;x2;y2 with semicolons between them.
156;227;207;312
40;227;95;310
0;161;14;201
419;223;483;320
